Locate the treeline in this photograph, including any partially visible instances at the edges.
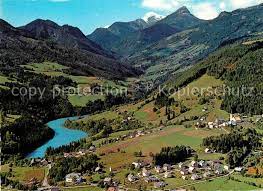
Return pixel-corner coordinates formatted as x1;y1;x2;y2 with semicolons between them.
202;128;262;167
45;139;91;156
154;91;175;108
49;154;99;183
1;116;54;161
0;71;75;161
206;42;263;115
153;146;193;165
65;117;143;139
79;94;129;115
166;41;263;115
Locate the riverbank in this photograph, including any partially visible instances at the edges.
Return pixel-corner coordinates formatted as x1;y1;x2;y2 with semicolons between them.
27;117;87;158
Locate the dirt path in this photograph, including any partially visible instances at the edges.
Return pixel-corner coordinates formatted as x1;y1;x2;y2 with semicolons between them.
42;164;51;187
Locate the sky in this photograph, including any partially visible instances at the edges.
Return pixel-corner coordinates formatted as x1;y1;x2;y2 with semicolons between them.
1;0;263;35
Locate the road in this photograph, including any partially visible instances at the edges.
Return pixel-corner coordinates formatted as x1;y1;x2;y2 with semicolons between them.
42;164;51;187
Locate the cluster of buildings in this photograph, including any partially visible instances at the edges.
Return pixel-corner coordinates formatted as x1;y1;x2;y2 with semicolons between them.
127;163;174;188
30;158;52;167
125;157;239;189
179;160;230;180
196;113;243;129
63;145;96;158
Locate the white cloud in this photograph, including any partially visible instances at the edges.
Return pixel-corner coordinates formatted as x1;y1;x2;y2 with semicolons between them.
192;2;219;20
142;12;164;22
219;2;226;10
141;0;183;10
229;0;263;9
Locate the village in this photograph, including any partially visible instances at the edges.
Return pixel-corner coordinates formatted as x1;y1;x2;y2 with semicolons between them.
9;112;261;191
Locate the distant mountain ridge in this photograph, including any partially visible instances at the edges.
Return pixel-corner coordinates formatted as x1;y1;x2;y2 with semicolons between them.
129;3;263;82
0;19;140;79
20;19;113;58
88;6;203;57
157;6;205;30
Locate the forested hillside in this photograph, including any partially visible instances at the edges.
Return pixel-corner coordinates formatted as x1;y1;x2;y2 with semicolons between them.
167;41;263;115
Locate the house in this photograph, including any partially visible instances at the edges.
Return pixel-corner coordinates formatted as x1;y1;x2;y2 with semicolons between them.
104;177;112;186
65;173;82;183
234;167;243;172
178;162;184;169
144;176;159;183
163;164;172;171
205;148;212;153
154;181;166;189
180;168;189;175
164;171;173;178
230;114;242;123
64;153;72;158
203;171;212;178
208;122;214;129
191;174;201;180
127;174;138;182
78;149;87;155
182;175;187;180
199;160;207;168
188;166;196;173
89;145;96;152
95;166;102;173
142;168;151;177
224;165;230;171
155;166;164;173
40;159;48;166
132;162;142;169
190;161;198;167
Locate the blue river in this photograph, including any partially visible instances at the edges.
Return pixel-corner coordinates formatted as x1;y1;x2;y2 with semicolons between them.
27;117;87;158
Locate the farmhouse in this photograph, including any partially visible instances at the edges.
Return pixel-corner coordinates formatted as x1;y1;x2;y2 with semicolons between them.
205;148;212;153
164;171;173;178
191;174;201;180
89;145;96;152
178;162;184;168
224;165;230;171
163;164;172;171
95;166;102;173
65;173;82;183
230;114;242;123
144;176;159;183
104;177;112;186
132;162;142;169
127;174;138;182
155;166;164;173
180;168;189;175
142;168;151;177
188;166;196;173
234;167;243;172
199;160;207;168
190;161;198;167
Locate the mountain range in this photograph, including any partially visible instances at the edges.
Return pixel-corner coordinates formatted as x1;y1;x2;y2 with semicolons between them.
1;4;263;83
88;4;263;83
0;19;139;79
87;6;204;56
